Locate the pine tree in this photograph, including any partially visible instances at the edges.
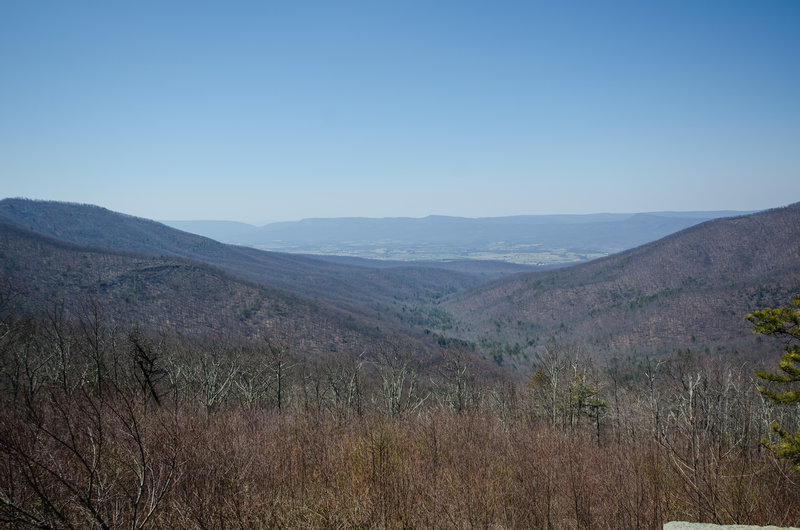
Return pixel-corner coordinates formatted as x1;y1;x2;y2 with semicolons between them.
747;289;800;470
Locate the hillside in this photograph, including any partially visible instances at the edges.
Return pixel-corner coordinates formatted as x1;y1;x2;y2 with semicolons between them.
5;214;799;529
0;199;485;318
4;198;796;373
0;221;419;358
436;203;800;369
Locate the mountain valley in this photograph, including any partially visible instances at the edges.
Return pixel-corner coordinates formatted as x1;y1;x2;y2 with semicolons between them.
2;198;799;528
165;211;747;265
1;198;797;375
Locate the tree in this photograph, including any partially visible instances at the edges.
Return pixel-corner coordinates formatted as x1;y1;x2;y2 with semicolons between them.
747;289;800;470
266;339;295;413
528;345;569;427
373;338;427;417
436;346;477;414
567;372;608;443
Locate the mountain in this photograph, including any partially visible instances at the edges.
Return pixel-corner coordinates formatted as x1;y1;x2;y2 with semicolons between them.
3;198;794;376
0;199;488;319
434;203;800;369
163;211;750;265
0;221;401;357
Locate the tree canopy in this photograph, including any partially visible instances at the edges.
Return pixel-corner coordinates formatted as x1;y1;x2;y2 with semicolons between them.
748;290;800;470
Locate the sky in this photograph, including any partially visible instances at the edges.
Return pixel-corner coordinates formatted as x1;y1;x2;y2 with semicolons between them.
1;1;799;224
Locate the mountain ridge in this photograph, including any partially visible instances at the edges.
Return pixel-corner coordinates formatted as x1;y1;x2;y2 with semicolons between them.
0;219;446;363
163;209;751;265
0;198;490;319
2;197;796;376
434;203;800;369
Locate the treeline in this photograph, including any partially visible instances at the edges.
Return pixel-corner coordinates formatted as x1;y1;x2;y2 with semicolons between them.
0;301;799;528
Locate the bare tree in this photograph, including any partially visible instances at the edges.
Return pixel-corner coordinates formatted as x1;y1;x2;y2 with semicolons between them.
0;352;179;528
373;339;428;417
435;346;478;414
76;296;118;396
528;344;570;427
266;339;296;413
186;349;238;415
323;352;365;420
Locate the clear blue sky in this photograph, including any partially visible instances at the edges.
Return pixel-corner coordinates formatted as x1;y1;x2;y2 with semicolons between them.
1;1;798;224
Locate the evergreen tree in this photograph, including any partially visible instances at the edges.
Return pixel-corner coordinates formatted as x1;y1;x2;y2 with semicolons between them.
747;289;800;470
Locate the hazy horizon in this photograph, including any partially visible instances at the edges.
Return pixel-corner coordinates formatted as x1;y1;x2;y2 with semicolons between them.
2;2;798;224
0;194;770;226
159;207;758;226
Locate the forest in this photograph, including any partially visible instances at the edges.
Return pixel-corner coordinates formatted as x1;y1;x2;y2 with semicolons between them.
4;0;799;526
1;293;798;529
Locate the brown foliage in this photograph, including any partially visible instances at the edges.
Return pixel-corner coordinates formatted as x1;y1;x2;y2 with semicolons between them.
1;313;799;528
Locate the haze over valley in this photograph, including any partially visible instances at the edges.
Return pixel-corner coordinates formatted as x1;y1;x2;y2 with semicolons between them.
164;210;747;266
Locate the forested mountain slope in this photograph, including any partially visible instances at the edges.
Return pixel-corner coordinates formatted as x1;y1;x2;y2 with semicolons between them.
0;221;423;358
0;199;482;316
438;203;800;363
